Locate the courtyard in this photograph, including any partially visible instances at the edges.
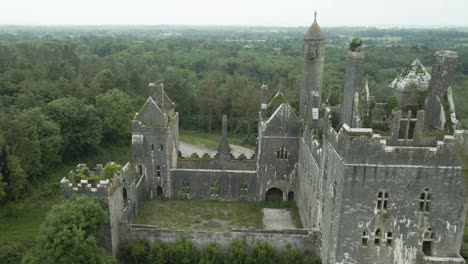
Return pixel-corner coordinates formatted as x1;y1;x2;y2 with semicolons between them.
132;199;302;230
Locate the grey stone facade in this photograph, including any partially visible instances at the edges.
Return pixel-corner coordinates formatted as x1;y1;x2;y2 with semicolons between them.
60;16;466;264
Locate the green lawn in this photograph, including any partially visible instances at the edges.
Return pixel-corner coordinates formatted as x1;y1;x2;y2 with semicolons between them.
0;144;131;242
179;129;255;150
133;199;302;230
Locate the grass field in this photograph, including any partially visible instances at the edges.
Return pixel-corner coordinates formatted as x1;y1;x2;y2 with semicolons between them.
0;144;131;242
133;199;302;230
179;129;255;150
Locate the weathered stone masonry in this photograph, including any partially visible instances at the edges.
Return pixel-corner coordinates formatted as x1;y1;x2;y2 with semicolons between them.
61;15;467;264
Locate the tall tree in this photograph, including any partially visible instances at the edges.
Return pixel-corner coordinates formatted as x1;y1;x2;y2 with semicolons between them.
96;89;134;144
47;97;102;160
23;196;114;264
197;79;222;133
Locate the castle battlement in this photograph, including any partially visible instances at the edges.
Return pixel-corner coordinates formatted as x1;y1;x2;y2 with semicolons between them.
60;163;127;199
325;123;463;167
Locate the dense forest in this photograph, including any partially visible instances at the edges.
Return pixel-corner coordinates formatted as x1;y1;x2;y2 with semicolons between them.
1;25;468;262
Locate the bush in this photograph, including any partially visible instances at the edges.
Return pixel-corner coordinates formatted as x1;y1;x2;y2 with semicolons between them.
166;237;198;264
0;241;32;264
148;243;167;264
248;241;276;264
280;244;302;264
198;242;223;264
225;239;248;264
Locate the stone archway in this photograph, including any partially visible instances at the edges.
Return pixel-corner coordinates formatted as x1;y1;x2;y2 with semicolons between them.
156;186;163;197
266;187;283;202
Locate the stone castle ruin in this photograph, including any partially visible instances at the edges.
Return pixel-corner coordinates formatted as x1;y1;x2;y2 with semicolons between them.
61;15;467;264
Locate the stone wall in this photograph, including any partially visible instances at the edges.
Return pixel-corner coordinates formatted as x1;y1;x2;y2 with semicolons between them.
170;169;257;200
177;159;256;171
126;225;320;254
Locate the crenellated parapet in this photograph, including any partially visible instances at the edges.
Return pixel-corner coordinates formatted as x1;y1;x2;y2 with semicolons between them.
60;163;129;199
326;123;464;167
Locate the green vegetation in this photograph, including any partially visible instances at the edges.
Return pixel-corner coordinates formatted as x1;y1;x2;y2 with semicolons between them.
133;199;302;230
179;129;255;149
349;37;363;52
22;196;114;264
120;238;321;264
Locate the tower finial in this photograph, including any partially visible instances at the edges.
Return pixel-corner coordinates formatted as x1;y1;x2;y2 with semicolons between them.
314;11;317;21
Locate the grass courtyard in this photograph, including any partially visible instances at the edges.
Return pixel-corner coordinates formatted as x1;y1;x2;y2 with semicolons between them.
133;199;302;230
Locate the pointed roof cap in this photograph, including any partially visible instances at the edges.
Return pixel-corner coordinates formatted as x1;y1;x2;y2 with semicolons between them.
304;12;324;40
389;58;431;92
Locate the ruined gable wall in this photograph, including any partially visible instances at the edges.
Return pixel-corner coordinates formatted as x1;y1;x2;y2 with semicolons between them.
257;136;299;200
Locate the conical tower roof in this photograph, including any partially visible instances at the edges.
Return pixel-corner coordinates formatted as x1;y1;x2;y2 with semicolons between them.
304;12;324;40
389;59;431;92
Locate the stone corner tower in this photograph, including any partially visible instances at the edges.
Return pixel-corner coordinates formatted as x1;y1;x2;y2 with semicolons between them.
300;12;325;125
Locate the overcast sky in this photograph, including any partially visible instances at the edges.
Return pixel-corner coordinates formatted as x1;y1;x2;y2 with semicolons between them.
2;0;467;27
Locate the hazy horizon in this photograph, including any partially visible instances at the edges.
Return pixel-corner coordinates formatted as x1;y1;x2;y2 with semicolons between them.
2;0;468;28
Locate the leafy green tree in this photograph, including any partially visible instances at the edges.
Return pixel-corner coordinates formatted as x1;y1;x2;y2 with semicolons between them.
96;89;134;144
198;242;223;264
197;79;222;133
26;196;113;264
47;97;102;160
5;154;27;201
225;239;248;264
247;241;276;264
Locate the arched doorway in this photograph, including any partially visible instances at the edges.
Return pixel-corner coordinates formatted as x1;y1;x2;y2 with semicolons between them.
288;191;294;201
156;186;163;197
266;188;283;202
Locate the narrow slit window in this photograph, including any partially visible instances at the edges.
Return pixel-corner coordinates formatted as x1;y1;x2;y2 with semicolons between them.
160;144;164;151
210;181;220;198
182;179;190;198
156;165;161;177
151;144;154;151
138;165;143;176
240;183;248;199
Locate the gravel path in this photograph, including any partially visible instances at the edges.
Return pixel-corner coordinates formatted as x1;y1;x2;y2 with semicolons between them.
179;141;254;158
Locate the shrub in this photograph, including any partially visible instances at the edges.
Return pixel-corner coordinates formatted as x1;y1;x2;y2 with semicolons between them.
198;242;223;264
248;241;276;264
225;239;248;264
166;237;198;264
280;244;302;264
148;243;167;264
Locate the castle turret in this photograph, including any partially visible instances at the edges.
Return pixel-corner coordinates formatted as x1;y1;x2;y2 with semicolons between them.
339;50;365;128
300;12;325;125
424;50;458;130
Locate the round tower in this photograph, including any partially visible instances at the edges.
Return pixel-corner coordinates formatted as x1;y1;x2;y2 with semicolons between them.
300;12;325;125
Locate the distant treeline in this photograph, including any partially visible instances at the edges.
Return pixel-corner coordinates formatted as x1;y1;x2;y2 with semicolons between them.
1;27;468;204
